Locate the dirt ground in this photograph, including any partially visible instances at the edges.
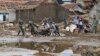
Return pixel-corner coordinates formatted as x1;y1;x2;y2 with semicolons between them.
0;24;99;56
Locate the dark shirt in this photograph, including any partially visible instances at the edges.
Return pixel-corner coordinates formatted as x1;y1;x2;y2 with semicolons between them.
28;23;38;29
19;21;23;27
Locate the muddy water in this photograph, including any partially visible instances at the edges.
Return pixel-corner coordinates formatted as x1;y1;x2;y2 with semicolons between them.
18;41;73;53
1;40;99;56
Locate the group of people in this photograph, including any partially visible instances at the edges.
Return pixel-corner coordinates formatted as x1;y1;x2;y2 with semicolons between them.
72;15;84;33
17;15;99;36
70;15;98;33
17;17;60;36
42;17;60;36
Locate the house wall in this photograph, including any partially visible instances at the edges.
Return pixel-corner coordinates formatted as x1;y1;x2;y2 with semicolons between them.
16;3;68;23
0;9;16;23
16;9;31;23
34;3;57;22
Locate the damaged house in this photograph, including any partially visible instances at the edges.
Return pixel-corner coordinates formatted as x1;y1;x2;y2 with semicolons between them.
0;0;85;23
16;0;70;23
0;0;69;23
0;1;16;23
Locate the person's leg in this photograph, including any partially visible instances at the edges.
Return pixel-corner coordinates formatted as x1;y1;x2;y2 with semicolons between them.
64;21;67;29
92;26;96;33
21;27;25;36
17;30;21;36
57;32;60;36
76;24;79;28
30;29;32;35
94;26;97;33
22;29;25;36
78;25;81;33
31;29;37;36
51;29;55;36
55;29;60;36
81;25;84;32
56;27;60;36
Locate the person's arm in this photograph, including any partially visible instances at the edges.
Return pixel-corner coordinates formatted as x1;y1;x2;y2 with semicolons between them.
33;23;38;28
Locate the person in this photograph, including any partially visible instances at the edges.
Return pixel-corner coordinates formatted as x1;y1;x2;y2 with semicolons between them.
55;24;60;36
92;15;98;33
78;17;84;33
42;22;50;30
63;17;67;29
28;21;38;35
47;17;53;25
50;22;60;36
72;15;79;28
40;18;52;36
17;19;25;36
42;17;47;24
42;17;51;30
50;22;56;36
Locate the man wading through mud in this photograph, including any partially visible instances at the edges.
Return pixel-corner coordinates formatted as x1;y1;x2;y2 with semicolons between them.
92;15;98;33
17;19;25;36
